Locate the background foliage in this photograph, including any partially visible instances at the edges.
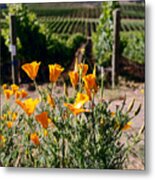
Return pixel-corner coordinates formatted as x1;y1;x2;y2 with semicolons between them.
92;2;119;67
92;2;144;67
1;4;86;83
121;31;145;64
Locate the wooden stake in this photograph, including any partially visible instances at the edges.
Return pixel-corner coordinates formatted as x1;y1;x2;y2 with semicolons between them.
112;9;120;89
10;15;18;84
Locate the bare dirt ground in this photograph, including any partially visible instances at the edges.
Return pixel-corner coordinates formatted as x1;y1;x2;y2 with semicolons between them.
102;82;145;170
0;81;145;170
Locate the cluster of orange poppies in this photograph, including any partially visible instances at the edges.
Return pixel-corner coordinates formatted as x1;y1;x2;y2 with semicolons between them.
1;60;134;146
2;83;28;100
68;60;98;100
1;60;99;146
20;60;98;116
21;61;64;82
21;61;98;100
1;84;28;131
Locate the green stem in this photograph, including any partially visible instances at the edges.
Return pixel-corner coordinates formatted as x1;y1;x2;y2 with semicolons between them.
33;80;39;92
33;80;42;99
61;111;66;168
100;71;104;100
91;94;96;144
27;116;35;133
79;58;86;93
79;73;83;93
47;82;54;95
62;138;65;168
50;83;53;95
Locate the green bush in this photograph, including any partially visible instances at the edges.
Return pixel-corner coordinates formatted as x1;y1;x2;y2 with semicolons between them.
1;4;86;82
0;35;11;83
2;4;47;63
66;33;86;52
46;33;86;68
0;35;10;63
43;32;87;71
121;31;145;64
47;34;71;68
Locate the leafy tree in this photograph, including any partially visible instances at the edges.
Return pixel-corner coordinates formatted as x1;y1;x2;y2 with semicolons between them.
1;4;86;82
92;2;119;67
0;35;11;83
2;4;47;63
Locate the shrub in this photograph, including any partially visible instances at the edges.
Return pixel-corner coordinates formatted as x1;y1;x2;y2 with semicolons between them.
47;34;71;67
67;33;86;53
0;60;143;168
121;31;145;64
2;4;47;62
0;35;11;83
46;33;86;69
1;5;86;82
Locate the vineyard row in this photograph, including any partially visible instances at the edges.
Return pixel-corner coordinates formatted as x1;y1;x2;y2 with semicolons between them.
39;17;144;36
31;4;144;19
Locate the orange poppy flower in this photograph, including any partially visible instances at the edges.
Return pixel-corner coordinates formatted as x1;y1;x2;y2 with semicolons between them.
47;95;55;108
15;89;28;99
0;135;6;146
64;93;90;116
122;121;132;131
0;135;6;142
11;84;19;94
12;112;18;121
30;133;40;145
1;113;7;120
44;129;48;137
20;89;28;98
16;98;39;116
2;84;7;90
7;121;13;128
68;71;79;88
111;112;115;117
15;90;21;99
78;63;88;77
83;74;98;99
48;64;64;83
4;89;13;100
35;112;49;129
83;74;97;90
74;93;89;108
64;103;90;116
22;61;41;80
84;86;92;100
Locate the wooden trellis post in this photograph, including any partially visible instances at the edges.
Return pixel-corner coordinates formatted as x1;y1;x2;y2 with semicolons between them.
10;15;19;84
112;9;121;88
